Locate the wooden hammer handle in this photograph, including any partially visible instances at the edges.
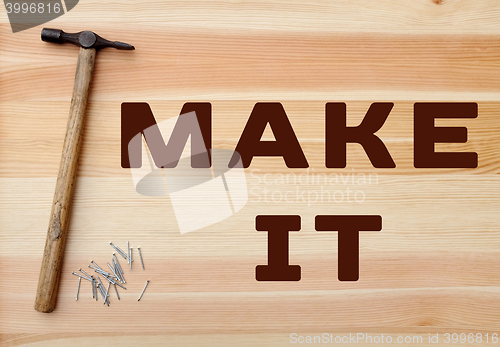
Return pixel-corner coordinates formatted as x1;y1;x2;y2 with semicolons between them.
35;47;96;313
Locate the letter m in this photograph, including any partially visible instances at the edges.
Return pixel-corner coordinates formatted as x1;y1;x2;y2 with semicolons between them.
121;102;212;168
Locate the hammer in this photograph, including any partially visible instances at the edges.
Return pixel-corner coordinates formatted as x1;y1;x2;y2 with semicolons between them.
35;29;134;313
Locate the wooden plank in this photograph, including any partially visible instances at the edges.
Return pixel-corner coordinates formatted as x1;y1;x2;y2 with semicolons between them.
3;30;500;102
0;101;498;177
1;0;500;345
3;0;500;35
1;175;500;341
1;177;500;247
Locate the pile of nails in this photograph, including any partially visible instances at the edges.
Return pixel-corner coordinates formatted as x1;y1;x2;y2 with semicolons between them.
72;241;149;305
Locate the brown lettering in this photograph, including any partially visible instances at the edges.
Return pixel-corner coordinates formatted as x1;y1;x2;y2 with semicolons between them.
414;102;478;168
326;102;395;168
121;102;211;168
229;103;308;168
255;215;301;281
315;215;382;281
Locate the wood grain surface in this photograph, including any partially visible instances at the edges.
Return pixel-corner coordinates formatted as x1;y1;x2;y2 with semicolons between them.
1;0;500;346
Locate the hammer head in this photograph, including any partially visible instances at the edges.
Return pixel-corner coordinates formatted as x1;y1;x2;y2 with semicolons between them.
41;28;134;50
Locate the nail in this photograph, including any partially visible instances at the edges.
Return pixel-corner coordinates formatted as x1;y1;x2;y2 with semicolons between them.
107;262;119;279
79;268;92;279
76;277;81;300
111;243;128;260
89;265;115;278
110;242;121;254
114;281;127;290
114;283;120;300
106;281;111;305
114;260;125;283
138;247;145;270
112;260;121;282
117;249;128;260
97;283;108;305
91;260;103;271
91;276;96;300
127;241;130;264
113;254;126;283
97;283;105;304
112;278;127;290
88;264;101;272
92;268;113;278
96;275;105;290
130;248;133;270
115;245;128;260
72;272;92;281
90;263;114;277
101;273;127;290
115;256;124;275
138;280;149;301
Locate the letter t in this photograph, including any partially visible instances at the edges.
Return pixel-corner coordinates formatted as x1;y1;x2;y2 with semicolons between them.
315;215;382;281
